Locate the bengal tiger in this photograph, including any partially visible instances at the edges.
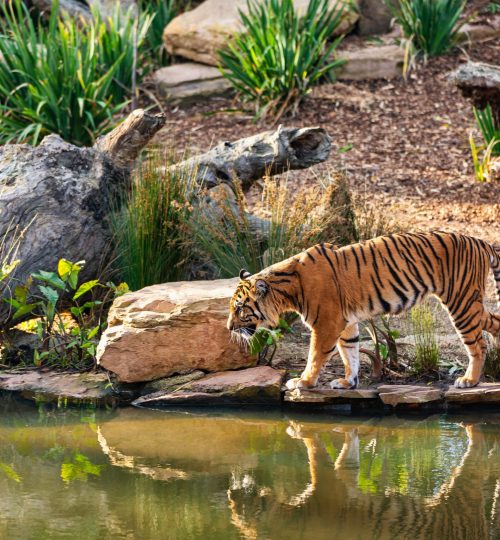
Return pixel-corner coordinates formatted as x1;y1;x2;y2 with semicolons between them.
227;232;500;389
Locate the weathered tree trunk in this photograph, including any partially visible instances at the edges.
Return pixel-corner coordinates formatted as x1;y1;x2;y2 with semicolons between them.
449;61;500;126
0;110;165;326
172;126;332;189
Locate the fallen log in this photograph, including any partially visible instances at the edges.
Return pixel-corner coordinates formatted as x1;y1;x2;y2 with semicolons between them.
172;125;332;189
0;109;165;326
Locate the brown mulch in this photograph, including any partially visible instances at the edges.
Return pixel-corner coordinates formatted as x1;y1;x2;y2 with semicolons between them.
154;38;499;244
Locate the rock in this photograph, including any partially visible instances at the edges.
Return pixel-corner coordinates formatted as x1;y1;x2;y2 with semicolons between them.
284;386;378;403
97;278;256;383
163;0;359;66
133;366;284;407
0;370;117;406
458;16;500;44
444;383;500;404
448;61;500;126
357;0;392;35
378;384;444;406
0;110;165;327
337;44;404;80
152;63;233;104
140;370;206;395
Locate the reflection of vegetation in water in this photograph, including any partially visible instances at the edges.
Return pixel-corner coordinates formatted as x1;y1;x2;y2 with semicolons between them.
60;453;104;484
0;462;21;483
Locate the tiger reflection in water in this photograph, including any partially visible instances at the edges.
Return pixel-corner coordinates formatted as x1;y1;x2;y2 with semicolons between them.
227;420;500;540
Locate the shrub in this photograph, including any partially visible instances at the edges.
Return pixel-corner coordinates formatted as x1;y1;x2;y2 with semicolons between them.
190;177;338;278
0;0;152;146
473;105;500;157
3;258;128;369
139;0;178;66
219;0;346;119
385;0;466;57
110;152;196;290
409;300;440;374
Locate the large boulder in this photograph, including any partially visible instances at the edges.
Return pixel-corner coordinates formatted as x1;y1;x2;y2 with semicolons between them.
97;278;256;383
163;0;359;66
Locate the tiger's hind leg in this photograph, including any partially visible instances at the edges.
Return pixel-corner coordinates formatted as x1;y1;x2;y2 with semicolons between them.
447;301;495;388
331;324;360;389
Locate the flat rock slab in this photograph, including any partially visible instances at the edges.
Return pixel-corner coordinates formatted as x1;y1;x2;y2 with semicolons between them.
163;0;358;66
284;387;379;403
97;277;255;383
378;385;444;406
152;63;233;104
0;370;116;406
133;366;285;408
444;383;500;404
337;45;404;81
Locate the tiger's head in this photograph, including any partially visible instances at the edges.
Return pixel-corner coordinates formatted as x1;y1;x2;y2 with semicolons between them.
227;269;279;341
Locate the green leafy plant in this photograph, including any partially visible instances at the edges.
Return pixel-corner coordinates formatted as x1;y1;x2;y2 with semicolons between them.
219;0;346;119
0;0;153;146
111;151;196;290
385;0;466;57
409;300;440;375
362;317;401;380
473;105;500;156
3;258;128;369
139;0;178;66
249;318;292;364
487;2;500;14
470;135;499;182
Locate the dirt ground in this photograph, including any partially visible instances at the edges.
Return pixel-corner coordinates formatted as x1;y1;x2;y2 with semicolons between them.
152;28;499;387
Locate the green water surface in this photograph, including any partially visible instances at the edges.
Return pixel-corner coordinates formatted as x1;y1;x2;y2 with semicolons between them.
0;396;499;540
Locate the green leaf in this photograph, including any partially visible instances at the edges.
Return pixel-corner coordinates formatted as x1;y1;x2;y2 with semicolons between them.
73;279;99;301
87;325;100;340
32;271;66;290
12;303;38;320
38;285;59;305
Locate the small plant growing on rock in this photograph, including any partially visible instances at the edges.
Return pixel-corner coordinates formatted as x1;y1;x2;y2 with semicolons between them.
385;0;466;57
3;259;128;369
219;0;346;120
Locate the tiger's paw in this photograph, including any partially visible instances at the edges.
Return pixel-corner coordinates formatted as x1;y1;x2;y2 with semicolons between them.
285;377;315;391
330;376;358;390
454;376;479;389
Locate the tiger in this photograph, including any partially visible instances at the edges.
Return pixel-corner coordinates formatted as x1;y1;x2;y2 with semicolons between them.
227;231;500;390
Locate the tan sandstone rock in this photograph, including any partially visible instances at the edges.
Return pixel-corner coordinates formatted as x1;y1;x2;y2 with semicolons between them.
133;366;285;407
378;384;444;406
337;45;404;81
163;0;359;66
97;278;255;383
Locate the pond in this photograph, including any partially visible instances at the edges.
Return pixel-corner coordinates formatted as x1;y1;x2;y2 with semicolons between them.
0;396;499;540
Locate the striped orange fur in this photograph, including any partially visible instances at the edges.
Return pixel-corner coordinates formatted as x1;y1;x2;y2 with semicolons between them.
227;232;500;389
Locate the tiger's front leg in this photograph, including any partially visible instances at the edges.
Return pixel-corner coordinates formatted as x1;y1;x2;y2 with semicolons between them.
286;326;342;390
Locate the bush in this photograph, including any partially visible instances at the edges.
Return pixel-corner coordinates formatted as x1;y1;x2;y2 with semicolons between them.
385;0;466;57
0;0;152;146
219;0;346;120
110;152;196;290
2;258;128;369
139;0;178;66
474;105;500;157
190;177;339;278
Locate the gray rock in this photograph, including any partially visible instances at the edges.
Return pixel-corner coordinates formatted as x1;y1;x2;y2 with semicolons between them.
358;0;392;36
337;44;404;81
152;63;233;104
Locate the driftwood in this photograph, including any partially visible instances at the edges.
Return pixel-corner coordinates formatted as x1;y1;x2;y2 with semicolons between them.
0;109;165;326
449;61;500;125
173;126;332;189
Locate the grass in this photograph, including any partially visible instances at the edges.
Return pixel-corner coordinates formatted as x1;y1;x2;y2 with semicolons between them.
0;0;152;146
190;176;341;277
219;0;346;120
139;0;179;66
110;151;196;291
408;300;440;375
385;0;466;57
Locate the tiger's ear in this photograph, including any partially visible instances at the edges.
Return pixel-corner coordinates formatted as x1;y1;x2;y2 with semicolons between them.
255;279;268;297
239;269;251;280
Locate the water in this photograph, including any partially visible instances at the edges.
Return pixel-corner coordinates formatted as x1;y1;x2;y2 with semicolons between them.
0;397;499;540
